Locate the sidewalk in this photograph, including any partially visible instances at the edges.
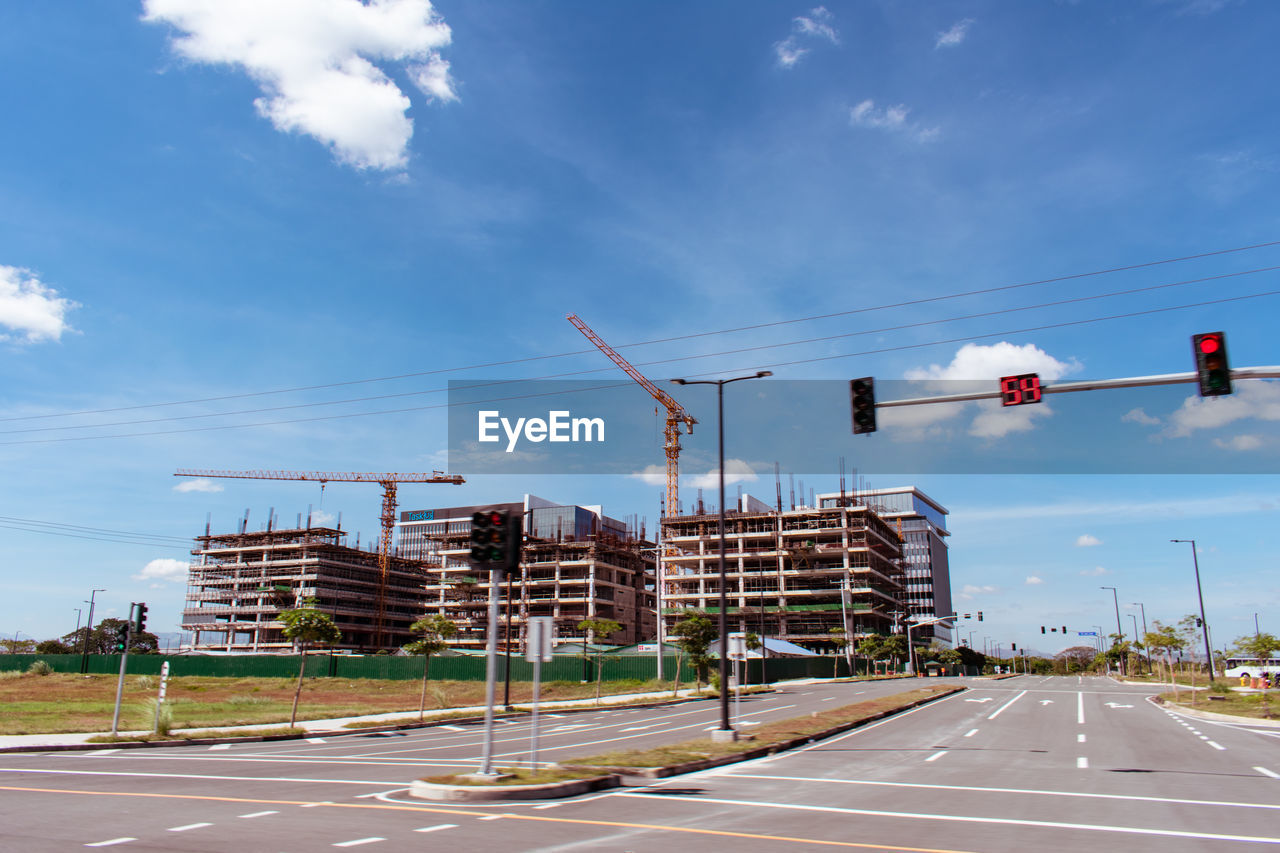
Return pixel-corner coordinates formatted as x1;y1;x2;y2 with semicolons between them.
0;685;711;752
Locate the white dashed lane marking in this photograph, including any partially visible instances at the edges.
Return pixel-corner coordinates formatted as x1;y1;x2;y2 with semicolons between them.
333;838;384;847
413;824;459;833
238;811;278;819
1077;756;1089;769
85;840;136;848
168;823;212;832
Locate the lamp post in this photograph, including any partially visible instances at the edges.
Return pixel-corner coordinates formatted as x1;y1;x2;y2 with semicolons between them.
1171;539;1215;683
1100;586;1124;676
81;588;106;674
672;370;772;742
903;614;956;676
1129;614;1141;674
1131;602;1149;671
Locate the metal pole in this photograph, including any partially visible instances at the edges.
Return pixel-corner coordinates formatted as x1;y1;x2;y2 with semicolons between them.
1129;614;1141;673
73;608;82;649
478;568;502;777
530;656;541;770
503;575;513;711
1133;602;1150;670
1101;586;1124;676
716;380;731;736
81;588;105;674
905;623;916;675
111;605;133;737
1172;539;1215;683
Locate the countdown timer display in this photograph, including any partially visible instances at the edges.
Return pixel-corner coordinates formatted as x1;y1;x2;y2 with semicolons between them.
1000;373;1042;407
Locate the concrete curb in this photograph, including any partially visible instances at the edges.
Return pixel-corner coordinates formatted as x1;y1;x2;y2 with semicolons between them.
409;775;619;802
1150;695;1280;727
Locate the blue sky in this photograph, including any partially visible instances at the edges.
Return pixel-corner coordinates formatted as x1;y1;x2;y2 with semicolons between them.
1;1;1277;654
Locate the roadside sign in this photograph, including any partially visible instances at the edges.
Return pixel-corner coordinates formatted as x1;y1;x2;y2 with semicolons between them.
1077;631;1098;637
526;617;554;663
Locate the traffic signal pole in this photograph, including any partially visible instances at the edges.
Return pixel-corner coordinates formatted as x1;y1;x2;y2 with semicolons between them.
110;604;135;737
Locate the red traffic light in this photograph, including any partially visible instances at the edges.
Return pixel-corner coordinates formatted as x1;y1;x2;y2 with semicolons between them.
1197;335;1221;354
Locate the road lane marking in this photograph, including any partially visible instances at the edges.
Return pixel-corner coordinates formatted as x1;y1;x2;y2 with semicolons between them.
333;838;384;847
963;729;978;738
1207;741;1225;750
1257;767;1280;779
168;823;212;832
436;725;466;731
1077;692;1084;724
85;840;135;847
479;814;504;821
6;784;985;852
238;811;278;818
987;691;1026;720
307;738;327;744
84;749;121;756
1078;734;1086;743
823;697;836;701
208;744;230;750
614;791;1280;844
414;824;458;833
728;773;1280;811
1077;757;1089;769
925;751;948;762
302;802;334;808
0;767;404;786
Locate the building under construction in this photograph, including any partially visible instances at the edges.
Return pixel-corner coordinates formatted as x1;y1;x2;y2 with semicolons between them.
660;493;909;651
181;521;434;653
398;495;656;650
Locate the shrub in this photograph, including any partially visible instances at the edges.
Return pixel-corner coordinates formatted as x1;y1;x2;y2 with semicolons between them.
0;669;25;680
26;660;53;676
135;675;155;689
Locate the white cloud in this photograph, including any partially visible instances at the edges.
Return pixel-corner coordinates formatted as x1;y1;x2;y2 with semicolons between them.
958;493;1279;523
1214;434;1263;451
142;0;456;171
1079;566;1110;577
1025;576;1044;585
935;18;974;48
0;266;78;343
774;7;838;68
629;464;666;487
1122;407;1161;426
1075;534;1102;547
687;459;760;489
173;478;224;493
849;100;939;142
958;583;999;600
896;342;1081;438
133;557;189;582
1164;382;1280;438
311;509;337;525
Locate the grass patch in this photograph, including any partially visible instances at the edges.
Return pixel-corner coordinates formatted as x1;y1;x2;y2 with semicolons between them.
0;673;697;735
561;686;955;769
418;767;598;786
86;727;306;743
1162;689;1277;719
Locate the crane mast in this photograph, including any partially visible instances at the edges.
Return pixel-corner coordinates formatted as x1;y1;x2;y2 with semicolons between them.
566;314;695;517
174;469;464;649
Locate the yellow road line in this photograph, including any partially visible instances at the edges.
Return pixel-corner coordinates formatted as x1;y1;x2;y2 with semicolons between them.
0;785;980;853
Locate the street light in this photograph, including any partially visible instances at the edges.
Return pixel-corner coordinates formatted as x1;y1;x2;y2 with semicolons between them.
903;614;957;675
1131;602;1149;671
1171;539;1215;683
672;369;772;742
81;588;106;674
1100;586;1125;676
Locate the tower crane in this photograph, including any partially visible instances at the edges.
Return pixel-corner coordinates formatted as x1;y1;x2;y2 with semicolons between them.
173;469;464;648
566;314;695;517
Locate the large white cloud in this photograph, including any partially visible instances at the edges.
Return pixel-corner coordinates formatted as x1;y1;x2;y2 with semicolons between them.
1164;381;1280;438
880;341;1081;439
143;0;456;171
173;478;224;493
133;557;189;582
0;266;77;343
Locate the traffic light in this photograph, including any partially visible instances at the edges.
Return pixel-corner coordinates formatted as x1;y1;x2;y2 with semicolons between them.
1195;617;1204;628
1011;642;1017;651
133;602;148;634
1062;625;1068;635
114;623;129;652
850;377;877;435
470;509;522;572
1041;626;1046;634
1192;332;1232;397
977;611;983;622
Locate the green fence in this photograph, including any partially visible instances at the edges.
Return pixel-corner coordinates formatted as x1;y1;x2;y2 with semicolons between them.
0;652;909;682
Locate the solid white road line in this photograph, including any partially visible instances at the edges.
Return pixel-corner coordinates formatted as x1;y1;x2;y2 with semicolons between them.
987;690;1027;720
1077;756;1089;769
413;824;458;833
301;802;334;808
238;811;278;819
85;839;136;847
208;744;230;751
332;838;384;847
1077;691;1085;725
307;737;327;743
479;814;505;821
168;823;213;832
0;767;403;786
925;751;948;762
83;749;121;756
822;697;836;701
616;791;1280;844
727;773;1280;811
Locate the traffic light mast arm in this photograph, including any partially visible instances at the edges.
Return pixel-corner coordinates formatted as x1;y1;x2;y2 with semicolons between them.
876;367;1280;409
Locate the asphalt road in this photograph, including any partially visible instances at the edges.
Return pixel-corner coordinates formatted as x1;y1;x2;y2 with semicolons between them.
2;676;1278;851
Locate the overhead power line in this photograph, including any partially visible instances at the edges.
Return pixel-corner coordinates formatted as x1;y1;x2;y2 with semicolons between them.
2;264;1276;436
3;238;1278;424
5;286;1278;446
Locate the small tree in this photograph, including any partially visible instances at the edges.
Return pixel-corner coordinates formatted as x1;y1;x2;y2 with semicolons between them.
35;639;72;654
1234;631;1280;718
670;610;717;690
406;614;458;722
577;618;622;703
857;633;886;673
1145;622;1185;699
828;628;848;677
279;601;341;727
881;634;908;671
